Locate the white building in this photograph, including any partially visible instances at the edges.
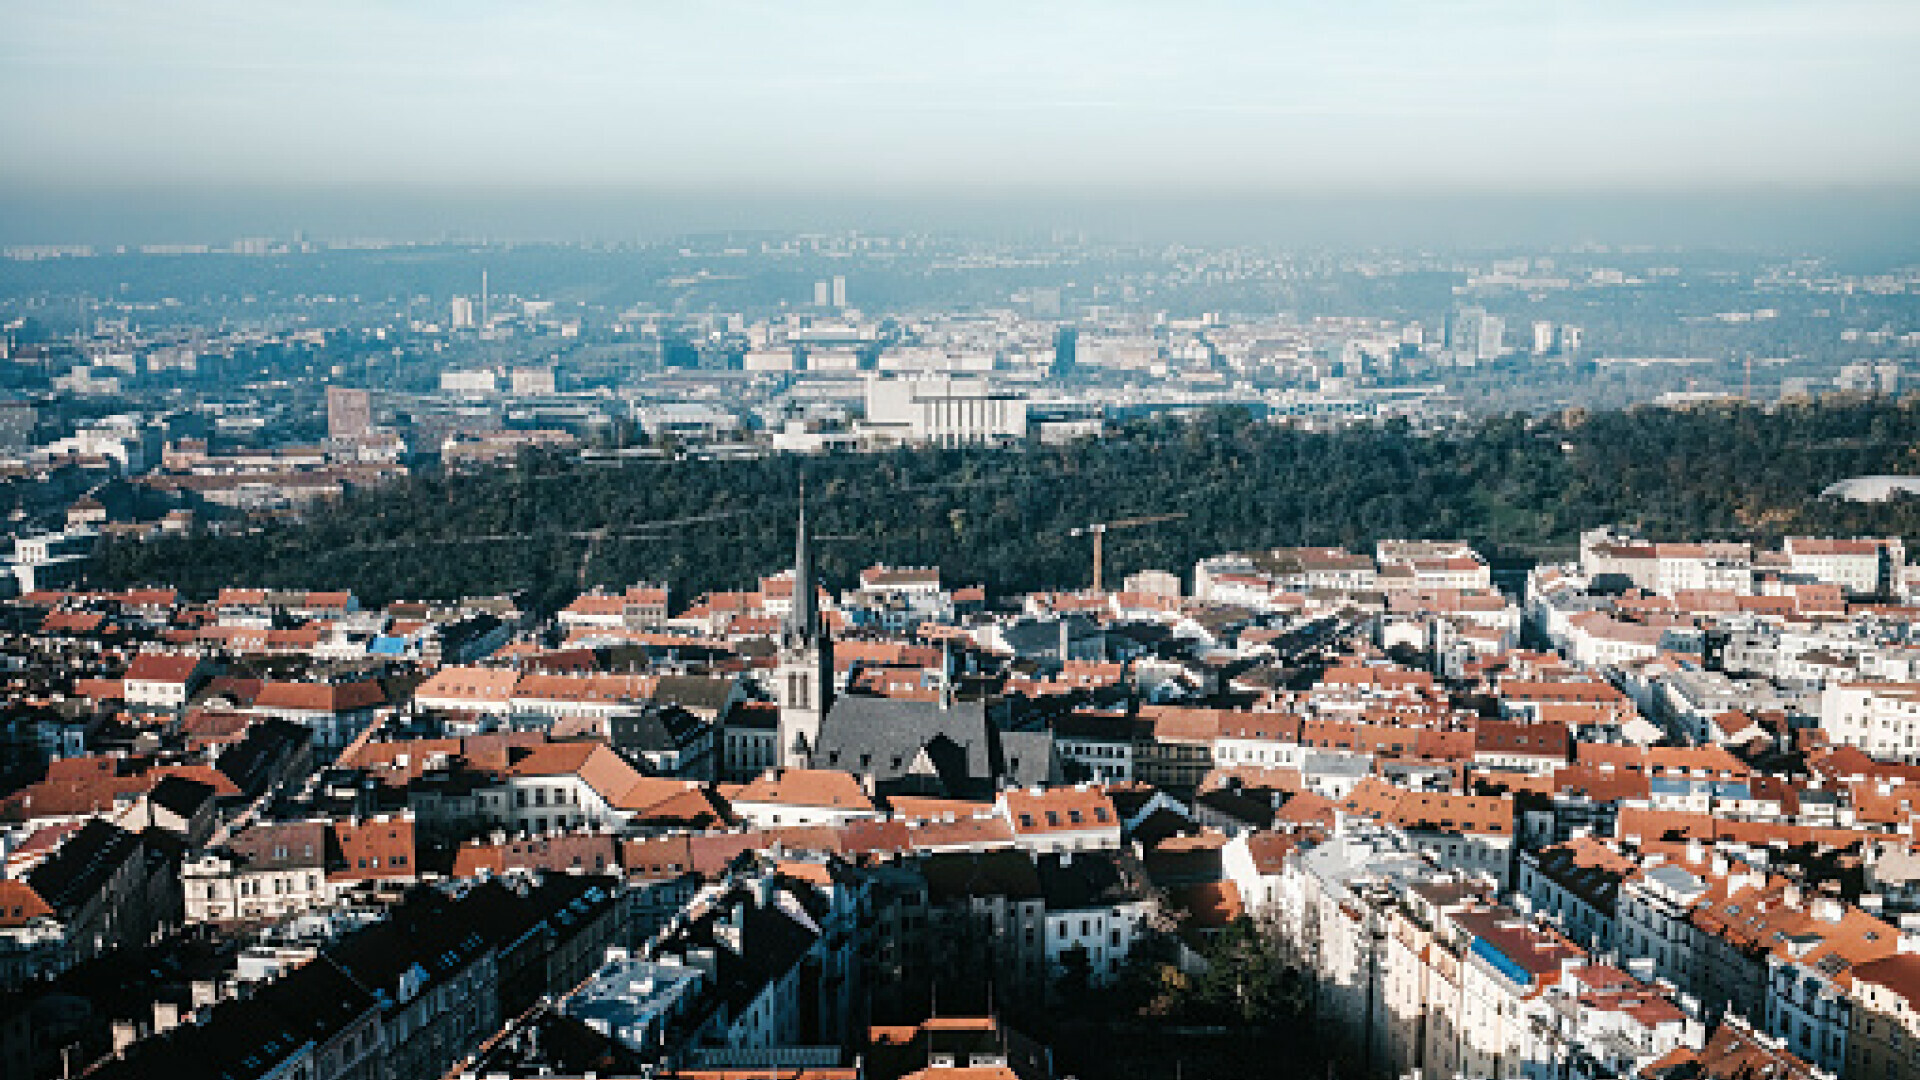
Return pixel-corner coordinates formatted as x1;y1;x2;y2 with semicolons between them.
862;375;1028;447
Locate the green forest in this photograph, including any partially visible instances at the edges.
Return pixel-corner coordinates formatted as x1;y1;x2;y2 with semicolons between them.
91;398;1920;612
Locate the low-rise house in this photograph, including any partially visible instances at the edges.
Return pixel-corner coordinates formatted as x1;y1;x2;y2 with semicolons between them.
726;768;879;829
89;951;383;1080
998;785;1121;854
244;679;388;760
182;820;329;923
1517;836;1635;953
1849;953;1920;1080
0;820;176;988
120;652;209;716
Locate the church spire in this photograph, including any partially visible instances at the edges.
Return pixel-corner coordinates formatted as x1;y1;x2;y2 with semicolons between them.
787;478;817;644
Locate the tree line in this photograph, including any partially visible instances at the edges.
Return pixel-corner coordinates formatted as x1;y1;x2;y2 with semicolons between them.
90;397;1920;613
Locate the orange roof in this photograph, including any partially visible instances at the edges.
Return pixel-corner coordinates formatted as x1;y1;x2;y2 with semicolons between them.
150;764;243;798
730;768;873;811
329;818;415;881
0;881;55;926
886;795;995;824
505;742;648;805
414;665;521;702
1341;777;1512;834
513;672;658;704
124;652;202;683
1171;880;1244;929
1001;786;1119;834
254;680;385;713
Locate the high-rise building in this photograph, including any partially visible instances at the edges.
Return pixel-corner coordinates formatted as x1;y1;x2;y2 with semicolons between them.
326;387;372;439
1533;320;1556;355
1478;313;1505;361
831;275;848;309
1053;327;1078;379
813;280;831;307
1445;307;1505;362
450;295;475;329
775;488;833;768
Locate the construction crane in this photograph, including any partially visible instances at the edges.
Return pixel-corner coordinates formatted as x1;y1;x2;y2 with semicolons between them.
1069;513;1187;593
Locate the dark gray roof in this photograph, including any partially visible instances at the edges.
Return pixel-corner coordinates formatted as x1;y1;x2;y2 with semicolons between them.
919;849;1044;902
610;704;707;753
649;674;736;715
998;730;1059;789
1035;850;1149;909
28;820;142;916
812;696;1000;798
147;774;215;818
998;615;1106;660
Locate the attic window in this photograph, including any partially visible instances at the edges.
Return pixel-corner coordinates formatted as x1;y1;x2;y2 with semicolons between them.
1046;811;1061;826
1094;808;1110;823
1068;810;1083;824
1019;814;1035;827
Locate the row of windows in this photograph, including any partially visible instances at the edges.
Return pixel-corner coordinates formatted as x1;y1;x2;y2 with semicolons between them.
515;786;580;808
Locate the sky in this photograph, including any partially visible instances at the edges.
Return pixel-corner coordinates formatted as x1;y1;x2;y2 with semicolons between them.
3;1;1919;242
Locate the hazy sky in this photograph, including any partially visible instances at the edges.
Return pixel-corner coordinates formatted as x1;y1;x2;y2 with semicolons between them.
5;0;1919;196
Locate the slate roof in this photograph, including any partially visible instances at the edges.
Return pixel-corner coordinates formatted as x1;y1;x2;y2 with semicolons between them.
812;697;1004;799
26;819;141;917
92;954;377;1080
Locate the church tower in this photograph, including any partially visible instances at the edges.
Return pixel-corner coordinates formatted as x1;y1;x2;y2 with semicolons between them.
775;484;833;768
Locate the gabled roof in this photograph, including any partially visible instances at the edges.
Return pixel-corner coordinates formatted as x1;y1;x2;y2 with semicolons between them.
731;768;874;812
124;652;203;684
254;680;386;713
1001;786;1118;834
228;820;329;871
27;819;141;915
0;880;55;926
505;742;650;808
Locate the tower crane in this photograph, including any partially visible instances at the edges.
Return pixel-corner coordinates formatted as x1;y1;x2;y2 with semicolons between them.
1069;513;1187;593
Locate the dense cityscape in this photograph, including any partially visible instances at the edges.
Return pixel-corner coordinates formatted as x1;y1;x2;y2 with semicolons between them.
0;225;1914;1080
6;2;1920;1079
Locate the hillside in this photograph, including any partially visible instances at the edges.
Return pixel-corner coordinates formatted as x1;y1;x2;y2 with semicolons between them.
92;399;1920;611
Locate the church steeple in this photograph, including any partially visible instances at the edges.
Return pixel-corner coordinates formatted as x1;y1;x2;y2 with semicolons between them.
786;479;818;645
776;478;833;769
